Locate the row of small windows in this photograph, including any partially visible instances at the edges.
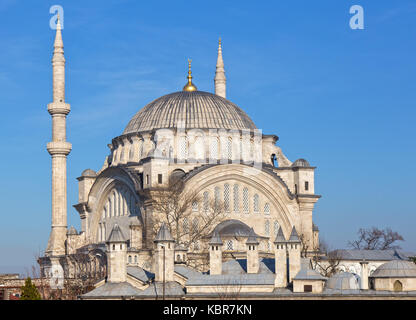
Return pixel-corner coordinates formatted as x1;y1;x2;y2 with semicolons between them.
192;184;271;215
113;135;260;163
264;220;280;237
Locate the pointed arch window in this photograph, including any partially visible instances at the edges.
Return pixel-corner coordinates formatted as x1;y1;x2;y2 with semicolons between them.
274;220;279;236
264;203;270;215
265;220;270;236
227;137;233;159
179;136;188;159
233;184;239;213
214;187;221;210
224;183;230;212
203;191;209;212
226;240;234;251
243;187;249;213
210;137;219;159
183;217;189;234
253;194;259;213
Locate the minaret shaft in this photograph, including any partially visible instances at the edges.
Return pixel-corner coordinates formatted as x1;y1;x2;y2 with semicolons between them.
214;38;226;98
46;17;72;256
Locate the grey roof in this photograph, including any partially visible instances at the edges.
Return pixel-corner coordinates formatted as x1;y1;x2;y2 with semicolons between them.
246;228;259;245
186;273;276;286
135;281;185;297
293;269;327;281
123;91;257;135
221;259;274;275
327;249;416;261
288;226;301;243
127;266;154;283
370;260;416;278
82;282;139;298
106;224;126;243
208;230;223;245
274;226;287;244
212;219;261;238
291;158;311;168
326;272;360;290
174;265;202;280
154;223;174;242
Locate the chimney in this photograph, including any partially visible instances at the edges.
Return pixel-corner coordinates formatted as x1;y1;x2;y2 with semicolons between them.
246;228;259;274
274;227;287;287
287;226;301;283
154;223;175;282
209;230;223;275
106;224;127;283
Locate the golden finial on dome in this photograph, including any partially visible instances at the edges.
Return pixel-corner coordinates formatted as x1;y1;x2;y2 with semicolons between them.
183;58;197;92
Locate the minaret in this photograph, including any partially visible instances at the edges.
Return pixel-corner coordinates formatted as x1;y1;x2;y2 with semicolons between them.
214;38;226;98
45;14;72;256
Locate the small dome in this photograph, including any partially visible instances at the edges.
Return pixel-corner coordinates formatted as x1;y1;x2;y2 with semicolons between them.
371;260;416;278
291;158;310;168
67;226;78;235
212;219;259;238
326;272;360;290
81;169;96;177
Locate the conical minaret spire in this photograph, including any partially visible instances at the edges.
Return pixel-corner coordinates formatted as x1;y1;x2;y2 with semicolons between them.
214;37;226;98
46;13;72;256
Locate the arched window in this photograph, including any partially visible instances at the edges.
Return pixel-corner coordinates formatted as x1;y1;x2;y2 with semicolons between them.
227;137;232;159
233;184;239;213
128;255;132;263
183;217;189;234
274;220;279;236
192;201;198;212
226;240;234;251
194;136;204;159
203;191;209;212
394;280;403;292
264;203;270;215
179;136;188;159
192;217;199;233
243;187;249;213
129;147;134;160
214;187;220;210
265;220;270;236
134;255;137;263
253;194;259;213
224;183;230;212
210;137;219;159
194;241;200;251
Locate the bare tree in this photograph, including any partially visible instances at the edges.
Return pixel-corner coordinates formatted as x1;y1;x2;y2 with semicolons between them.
151;175;226;270
311;239;341;277
348;227;404;250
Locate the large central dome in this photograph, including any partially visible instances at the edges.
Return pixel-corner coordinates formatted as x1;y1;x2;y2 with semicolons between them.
123;91;256;135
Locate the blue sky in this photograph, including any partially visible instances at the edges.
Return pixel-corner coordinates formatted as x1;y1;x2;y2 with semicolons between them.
0;0;415;273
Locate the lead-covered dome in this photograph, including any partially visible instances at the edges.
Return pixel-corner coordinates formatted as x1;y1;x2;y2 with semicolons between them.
123;91;256;134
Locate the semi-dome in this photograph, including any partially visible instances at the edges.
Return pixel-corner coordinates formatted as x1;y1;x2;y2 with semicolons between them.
370;260;416;278
123;91;256;135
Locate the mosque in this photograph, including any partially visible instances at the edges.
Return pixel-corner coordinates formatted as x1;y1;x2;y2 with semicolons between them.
39;17;416;299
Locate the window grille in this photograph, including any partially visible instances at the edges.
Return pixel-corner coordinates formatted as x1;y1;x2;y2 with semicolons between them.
264;203;270;215
233;184;239;212
243;187;249;213
224;183;230;212
253;194;259;213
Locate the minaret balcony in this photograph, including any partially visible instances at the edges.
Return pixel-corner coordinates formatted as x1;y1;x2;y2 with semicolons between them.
47;141;72;156
47;102;70;115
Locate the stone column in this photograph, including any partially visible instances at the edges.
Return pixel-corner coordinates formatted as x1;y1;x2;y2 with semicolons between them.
209;231;223;275
360;260;369;290
46;16;72;257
